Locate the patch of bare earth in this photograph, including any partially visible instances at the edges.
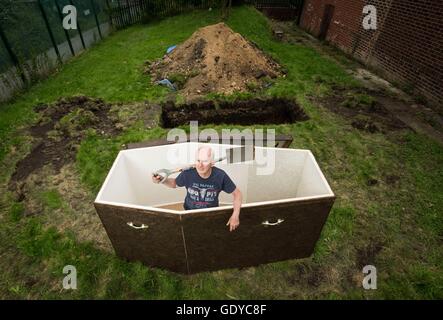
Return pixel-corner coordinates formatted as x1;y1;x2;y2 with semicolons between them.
271;20;443;144
6;98;164;251
6;96;126;251
9;96;119;191
310;86;409;134
149;22;283;101
50;164;113;251
313;85;443;146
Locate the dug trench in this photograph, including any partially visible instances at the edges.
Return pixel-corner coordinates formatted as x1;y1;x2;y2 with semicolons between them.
160;98;309;128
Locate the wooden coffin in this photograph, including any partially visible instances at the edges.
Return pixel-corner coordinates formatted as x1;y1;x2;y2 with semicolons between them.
94;142;335;274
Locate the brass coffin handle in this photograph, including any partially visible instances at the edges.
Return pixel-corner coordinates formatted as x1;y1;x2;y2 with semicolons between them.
127;222;149;230
262;219;285;226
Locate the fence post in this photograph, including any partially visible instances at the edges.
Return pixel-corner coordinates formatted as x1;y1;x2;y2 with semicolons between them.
126;0;133;24
117;0;125;28
136;0;142;21
105;0;114;28
69;0;86;49
90;0;103;39
296;0;305;25
141;0;148;14
37;0;62;63
0;22;27;83
122;0;129;25
54;0;75;57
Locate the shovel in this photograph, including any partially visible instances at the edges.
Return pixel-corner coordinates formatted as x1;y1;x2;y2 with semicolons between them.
152;145;253;183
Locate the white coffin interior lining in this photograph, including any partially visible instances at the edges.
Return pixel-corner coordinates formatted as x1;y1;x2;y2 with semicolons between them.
95;143;334;213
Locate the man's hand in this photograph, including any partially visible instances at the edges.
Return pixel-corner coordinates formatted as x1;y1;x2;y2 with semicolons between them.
226;214;240;232
227;188;242;232
152;174;177;188
152;173;163;184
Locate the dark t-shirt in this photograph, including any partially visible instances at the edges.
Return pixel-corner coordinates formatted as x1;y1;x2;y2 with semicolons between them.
175;167;236;210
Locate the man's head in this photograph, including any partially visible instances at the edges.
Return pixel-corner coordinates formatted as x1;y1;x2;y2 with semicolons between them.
195;145;214;177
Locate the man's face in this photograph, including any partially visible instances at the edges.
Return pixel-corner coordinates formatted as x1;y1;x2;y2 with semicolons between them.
195;148;213;176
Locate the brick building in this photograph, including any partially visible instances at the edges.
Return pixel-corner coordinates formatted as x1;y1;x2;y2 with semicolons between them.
299;0;443;110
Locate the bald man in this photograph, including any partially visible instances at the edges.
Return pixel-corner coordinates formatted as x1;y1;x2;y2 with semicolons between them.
152;146;242;231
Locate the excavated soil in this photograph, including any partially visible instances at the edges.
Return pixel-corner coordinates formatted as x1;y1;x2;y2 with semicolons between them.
161;98;308;128
149;22;283;100
9;96;120;193
312;86;409;134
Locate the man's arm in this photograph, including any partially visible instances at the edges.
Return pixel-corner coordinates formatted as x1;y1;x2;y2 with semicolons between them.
227;188;242;232
162;177;177;188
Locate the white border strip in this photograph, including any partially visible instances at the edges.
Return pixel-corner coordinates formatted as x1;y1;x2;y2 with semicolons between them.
95;193;335;215
94;150;124;202
308;150;335;196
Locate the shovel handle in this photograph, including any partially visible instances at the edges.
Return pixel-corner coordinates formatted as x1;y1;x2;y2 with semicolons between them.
214;156;227;163
153;155;228;181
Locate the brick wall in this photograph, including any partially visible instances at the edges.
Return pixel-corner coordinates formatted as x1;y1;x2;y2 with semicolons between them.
300;0;443;110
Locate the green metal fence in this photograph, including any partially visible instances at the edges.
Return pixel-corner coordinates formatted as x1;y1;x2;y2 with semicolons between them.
0;0;304;102
106;0;222;29
0;0;304;74
105;1;304;29
0;0;111;78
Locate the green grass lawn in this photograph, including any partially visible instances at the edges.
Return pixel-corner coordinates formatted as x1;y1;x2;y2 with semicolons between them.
0;6;442;299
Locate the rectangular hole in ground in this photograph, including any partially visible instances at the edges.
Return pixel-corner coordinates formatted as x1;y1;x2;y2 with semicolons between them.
161;98;309;128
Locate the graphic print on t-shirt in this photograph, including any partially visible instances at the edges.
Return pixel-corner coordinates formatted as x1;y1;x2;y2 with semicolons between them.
187;183;219;207
175;167;236;210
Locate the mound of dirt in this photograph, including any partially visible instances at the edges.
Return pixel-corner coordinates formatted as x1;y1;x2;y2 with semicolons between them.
149;22;283;100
